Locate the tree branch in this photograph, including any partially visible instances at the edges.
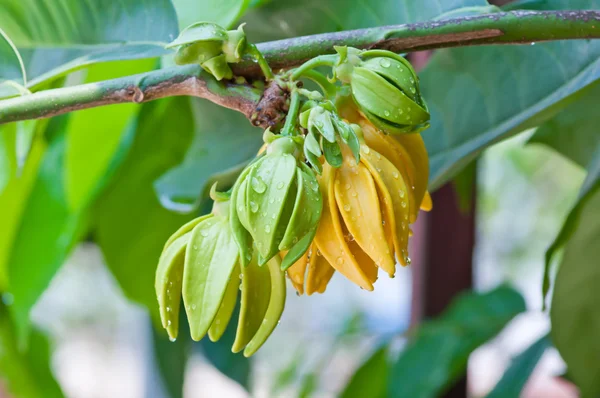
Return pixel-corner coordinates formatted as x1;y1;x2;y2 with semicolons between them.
1;10;599;126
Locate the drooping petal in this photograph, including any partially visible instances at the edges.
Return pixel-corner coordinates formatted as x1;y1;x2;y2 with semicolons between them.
163;215;210;249
286;248;309;295
314;164;373;291
183;217;239;341
231;166;255;267
156;232;190;340
208;265;240;342
333;151;395;276
391;133;429;220
243;256;286;357
346;238;378;284
306;245;336;295
232;254;272;353
361;146;411;267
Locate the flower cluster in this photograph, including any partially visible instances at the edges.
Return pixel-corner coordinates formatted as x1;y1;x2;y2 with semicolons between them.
159;27;432;355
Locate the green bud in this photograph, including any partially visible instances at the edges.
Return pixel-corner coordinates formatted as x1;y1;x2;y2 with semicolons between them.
231;136;323;267
223;24;247;63
201;54;233;81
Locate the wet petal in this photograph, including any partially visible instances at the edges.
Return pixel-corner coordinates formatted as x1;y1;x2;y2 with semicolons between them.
208;265;240;342
306;244;336;295
285;248;309;295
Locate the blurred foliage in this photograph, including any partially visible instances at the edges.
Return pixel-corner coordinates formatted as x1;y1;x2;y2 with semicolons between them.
0;0;599;396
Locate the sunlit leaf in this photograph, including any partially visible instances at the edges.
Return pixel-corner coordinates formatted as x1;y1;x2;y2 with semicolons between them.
0;0;178;87
172;0;251;29
388;286;526;398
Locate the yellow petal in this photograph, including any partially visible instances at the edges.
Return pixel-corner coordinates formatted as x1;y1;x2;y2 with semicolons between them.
361;146;411;267
285;249;308;295
359;120;416;224
346;237;378;284
333;151;395;276
306;244;335;295
390;133;429;221
314;164;373;291
420;191;433;211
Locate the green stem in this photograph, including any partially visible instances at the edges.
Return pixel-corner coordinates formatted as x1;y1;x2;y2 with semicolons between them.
281;90;301;136
246;44;274;80
290;55;338;80
298;70;337;99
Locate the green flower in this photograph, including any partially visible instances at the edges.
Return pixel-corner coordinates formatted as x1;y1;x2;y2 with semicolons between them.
230;136;323;270
155;190;286;357
166;22;247;80
335;47;430;134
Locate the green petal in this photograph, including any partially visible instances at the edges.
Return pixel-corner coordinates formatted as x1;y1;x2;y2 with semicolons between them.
156;232;190;340
231;166;255;267
164;215;211;250
208;265;240;342
310;107;336;143
247;154;297;259
351;67;429;125
281;227;318;271
243;256;286;357
201;54;233;81
360;56;420;103
323;139;343;168
232;254;271;353
182;217;239;341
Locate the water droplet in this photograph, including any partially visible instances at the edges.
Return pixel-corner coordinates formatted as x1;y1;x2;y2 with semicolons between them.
382;220;386;226
169;337;177;342
399;190;405;198
345;183;351;190
192;304;197;310
311;181;319;191
351;191;357;197
239;273;243;279
398;109;404;115
251;176;267;193
406;257;412;265
379;59;391;68
200;230;209;237
193;245;198;250
238;205;243;212
271;214;276;219
316;249;322;256
335;178;341;185
167;320;172;326
409;77;415;84
277;182;284;189
410;87;416;94
362;145;370;154
392;171;399;179
250;201;259;213
402;222;407;230
384;110;390;117
401;201;407;208
269;198;274;204
293;237;298;244
344;204;351;212
403;213;408;220
531;42;535;46
265;225;271;233
336;257;344;265
166;306;171;312
375;153;381;160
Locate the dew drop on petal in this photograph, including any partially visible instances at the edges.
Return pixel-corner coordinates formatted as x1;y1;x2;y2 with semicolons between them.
169;337;177;342
251;176;267;193
379;59;391;68
384;110;390;117
343;204;351;212
392;171;399;179
250;201;259;213
336;257;344;265
399;190;405;198
401;201;407;208
351;191;357;198
277;182;284;189
167;320;172;326
265;225;271;233
200;230;209;237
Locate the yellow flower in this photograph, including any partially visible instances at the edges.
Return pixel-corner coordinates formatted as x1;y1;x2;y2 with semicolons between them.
287;116;432;295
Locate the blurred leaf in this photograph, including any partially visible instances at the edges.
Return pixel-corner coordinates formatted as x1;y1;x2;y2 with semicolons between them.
529;81;600;168
340;345;389;398
388;286;526;398
0;0;178;87
0;28;26;98
243;0;488;42
93;97;194;322
152;311;191;398
486;334;550;398
65;59;155;211
6;117;90;344
298;372;318;398
421;0;600;190
272;348;305;392
172;0;250;29
198;304;251;388
0;305;63;398
154;99;262;213
550;165;600;398
452;160;477;213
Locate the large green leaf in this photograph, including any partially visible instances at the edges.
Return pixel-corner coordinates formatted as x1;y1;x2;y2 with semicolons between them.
388;286;526;398
0;28;27;98
93;97;195;322
550;158;600;397
529;81;600;168
243;0;488;42
0;0;178;87
422;0;600;189
65;59;156;211
172;0;250;29
0;305;63;398
5;118;90;343
154;99;262;213
340;345;389;398
486;334;551;398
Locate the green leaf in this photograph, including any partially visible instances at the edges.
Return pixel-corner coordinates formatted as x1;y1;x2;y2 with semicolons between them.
0;0;178;87
0;306;64;398
422;0;600;189
340;345;389;398
529;81;600;168
0;28;27;98
64;59;156;211
486;334;551;398
388;286;526;398
6;118;90;343
93;97;195;322
172;0;251;30
152;314;190;398
243;0;488;42
154;98;262;213
550;166;600;398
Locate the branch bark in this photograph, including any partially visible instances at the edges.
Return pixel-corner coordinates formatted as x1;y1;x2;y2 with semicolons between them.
1;10;599;126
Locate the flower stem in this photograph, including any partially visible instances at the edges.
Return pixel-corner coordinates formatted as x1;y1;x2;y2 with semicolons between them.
281;90;301;136
246;44;274;80
298;70;338;99
290;55;338;80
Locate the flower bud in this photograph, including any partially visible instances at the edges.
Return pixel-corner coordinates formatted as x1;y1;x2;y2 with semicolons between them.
335;47;430;134
230;136;323;269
